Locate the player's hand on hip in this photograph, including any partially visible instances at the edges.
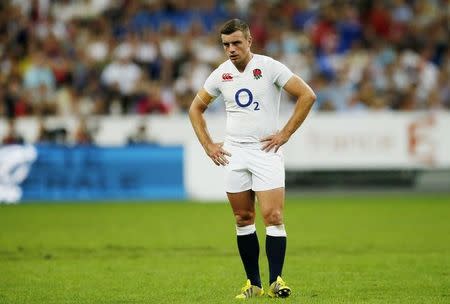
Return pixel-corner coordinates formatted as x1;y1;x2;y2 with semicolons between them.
206;142;231;166
260;131;289;152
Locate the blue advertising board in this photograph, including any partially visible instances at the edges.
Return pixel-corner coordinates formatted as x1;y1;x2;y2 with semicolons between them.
9;145;186;201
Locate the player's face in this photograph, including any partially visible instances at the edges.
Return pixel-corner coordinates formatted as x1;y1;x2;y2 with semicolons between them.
221;30;252;66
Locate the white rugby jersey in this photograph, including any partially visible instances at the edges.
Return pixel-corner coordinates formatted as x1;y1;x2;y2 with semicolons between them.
204;54;293;144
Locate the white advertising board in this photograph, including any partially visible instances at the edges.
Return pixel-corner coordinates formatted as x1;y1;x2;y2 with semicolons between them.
283;112;450;169
1;112;449;170
1;112;449;201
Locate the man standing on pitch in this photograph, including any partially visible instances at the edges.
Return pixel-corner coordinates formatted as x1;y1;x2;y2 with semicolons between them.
189;19;316;299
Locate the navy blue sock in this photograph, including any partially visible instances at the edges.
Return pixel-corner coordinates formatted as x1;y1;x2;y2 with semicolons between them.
266;235;287;284
237;232;261;288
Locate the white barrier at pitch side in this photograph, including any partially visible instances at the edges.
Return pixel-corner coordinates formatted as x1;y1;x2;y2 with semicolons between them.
1;112;449;200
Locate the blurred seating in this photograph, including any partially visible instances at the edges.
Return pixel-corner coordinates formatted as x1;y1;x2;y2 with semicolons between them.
0;0;448;127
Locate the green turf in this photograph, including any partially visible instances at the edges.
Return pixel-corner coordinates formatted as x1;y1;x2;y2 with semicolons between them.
1;195;449;303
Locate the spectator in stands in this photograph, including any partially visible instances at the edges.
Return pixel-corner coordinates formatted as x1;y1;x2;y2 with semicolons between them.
101;44;143;114
35;118;67;145
0;0;447;125
2;78;22;118
134;30;161;80
73;118;93;145
84;23;112;66
23;50;57;115
174;52;215;112
127;121;158;145
23;50;55;94
135;80;171;114
35;118;53;144
2;119;24;145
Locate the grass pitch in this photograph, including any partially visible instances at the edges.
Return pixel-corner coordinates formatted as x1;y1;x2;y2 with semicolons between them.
1;194;449;303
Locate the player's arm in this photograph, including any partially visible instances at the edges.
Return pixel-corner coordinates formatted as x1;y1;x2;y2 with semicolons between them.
261;75;316;152
189;89;231;166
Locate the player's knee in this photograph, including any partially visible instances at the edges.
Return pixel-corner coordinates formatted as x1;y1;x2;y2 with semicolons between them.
234;210;255;226
264;209;283;226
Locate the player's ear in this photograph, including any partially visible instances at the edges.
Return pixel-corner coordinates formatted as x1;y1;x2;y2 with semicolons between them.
248;35;252;47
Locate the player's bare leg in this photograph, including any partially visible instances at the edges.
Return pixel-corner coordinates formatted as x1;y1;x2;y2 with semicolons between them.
228;190;264;298
228;190;256;227
256;187;285;227
256;187;291;298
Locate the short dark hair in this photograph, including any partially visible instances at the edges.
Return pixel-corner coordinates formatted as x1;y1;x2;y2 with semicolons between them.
220;19;250;38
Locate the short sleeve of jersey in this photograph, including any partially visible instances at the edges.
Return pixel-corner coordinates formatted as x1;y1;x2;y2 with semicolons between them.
271;58;294;88
203;68;221;97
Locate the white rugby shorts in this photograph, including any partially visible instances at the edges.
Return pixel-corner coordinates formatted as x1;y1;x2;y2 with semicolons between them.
223;141;285;193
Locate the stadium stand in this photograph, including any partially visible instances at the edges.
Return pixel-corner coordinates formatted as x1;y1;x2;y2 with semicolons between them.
0;0;448;133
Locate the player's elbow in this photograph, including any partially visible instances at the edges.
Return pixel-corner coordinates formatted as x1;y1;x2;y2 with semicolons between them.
306;91;317;106
295;87;316;107
298;91;316;109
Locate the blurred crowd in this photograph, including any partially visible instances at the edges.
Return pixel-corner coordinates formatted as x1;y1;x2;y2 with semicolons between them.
0;0;449;128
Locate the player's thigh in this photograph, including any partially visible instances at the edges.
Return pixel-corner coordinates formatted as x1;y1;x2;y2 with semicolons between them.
223;143;252;193
255;187;285;226
227;190;256;225
225;168;252;193
250;149;285;192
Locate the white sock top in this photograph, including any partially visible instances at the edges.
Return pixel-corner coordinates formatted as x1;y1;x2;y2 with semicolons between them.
236;224;256;236
266;224;287;237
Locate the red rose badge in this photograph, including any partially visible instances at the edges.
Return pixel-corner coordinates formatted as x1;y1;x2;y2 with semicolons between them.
253;68;262;80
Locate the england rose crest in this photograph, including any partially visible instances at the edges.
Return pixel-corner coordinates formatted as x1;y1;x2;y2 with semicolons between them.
253;68;262;79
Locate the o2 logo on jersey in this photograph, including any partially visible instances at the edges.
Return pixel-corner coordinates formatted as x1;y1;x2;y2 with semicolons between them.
234;88;260;111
